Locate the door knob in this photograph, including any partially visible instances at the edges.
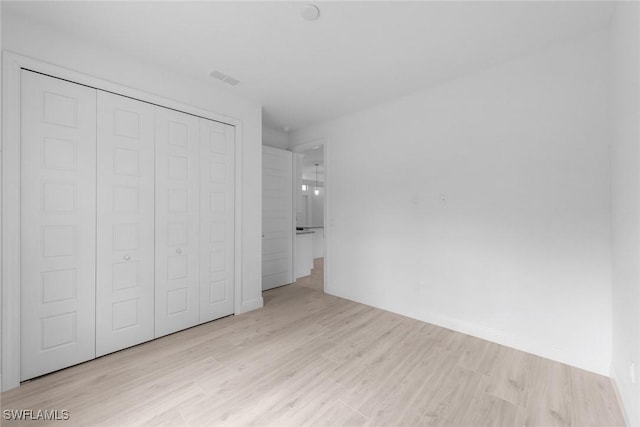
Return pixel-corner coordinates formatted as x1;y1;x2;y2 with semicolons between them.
123;255;131;261
176;248;182;254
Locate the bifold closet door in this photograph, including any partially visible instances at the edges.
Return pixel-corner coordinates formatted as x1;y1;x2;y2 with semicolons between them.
20;71;97;380
95;92;155;356
199;120;235;322
155;107;201;337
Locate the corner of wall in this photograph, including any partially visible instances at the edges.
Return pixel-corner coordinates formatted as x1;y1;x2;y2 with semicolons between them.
262;125;291;151
240;297;264;315
611;364;634;427
610;1;640;425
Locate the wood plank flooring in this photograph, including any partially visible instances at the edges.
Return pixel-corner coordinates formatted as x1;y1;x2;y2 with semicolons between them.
1;258;626;426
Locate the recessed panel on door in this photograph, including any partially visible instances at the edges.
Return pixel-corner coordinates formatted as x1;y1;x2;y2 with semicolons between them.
96;91;155;356
199;119;235;322
155;107;200;337
262;146;294;290
20;70;97;380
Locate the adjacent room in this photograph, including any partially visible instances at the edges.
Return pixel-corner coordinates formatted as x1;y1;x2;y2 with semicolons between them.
1;1;638;426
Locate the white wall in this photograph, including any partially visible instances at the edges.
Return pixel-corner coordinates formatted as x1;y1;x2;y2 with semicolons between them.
300;179;325;227
311;189;324;227
610;2;640;425
1;14;264;312
292;31;613;375
309;185;325;228
263;126;290;150
0;0;3;390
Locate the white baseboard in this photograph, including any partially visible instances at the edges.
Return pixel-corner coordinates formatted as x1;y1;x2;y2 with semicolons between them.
324;286;608;376
239;297;263;314
610;363;634;427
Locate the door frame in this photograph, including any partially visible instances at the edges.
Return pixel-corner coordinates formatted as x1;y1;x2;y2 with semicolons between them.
1;51;245;391
291;138;328;291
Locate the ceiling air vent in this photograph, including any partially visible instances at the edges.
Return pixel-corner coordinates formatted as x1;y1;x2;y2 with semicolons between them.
223;76;240;86
209;70;240;86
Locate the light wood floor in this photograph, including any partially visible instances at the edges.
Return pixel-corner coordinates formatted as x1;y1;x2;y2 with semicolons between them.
1;258;625;426
296;257;325;293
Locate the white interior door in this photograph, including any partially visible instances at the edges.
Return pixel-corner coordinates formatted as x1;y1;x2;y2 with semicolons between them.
20;71;97;380
155;106;200;337
262;146;293;290
96;91;155;356
199;119;235;322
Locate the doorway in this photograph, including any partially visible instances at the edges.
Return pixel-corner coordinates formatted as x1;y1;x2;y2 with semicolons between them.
292;142;325;293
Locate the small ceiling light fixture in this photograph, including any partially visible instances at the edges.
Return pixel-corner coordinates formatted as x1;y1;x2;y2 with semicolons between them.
283;126;290;132
314;163;320;196
301;4;320;21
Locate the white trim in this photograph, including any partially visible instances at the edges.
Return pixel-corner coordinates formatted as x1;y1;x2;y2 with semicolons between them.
239;297;264;314
1;51;245;391
610;363;633;427
292;152;300;285
2;52;22;392
10;53;240;127
325;285;610;376
323;141;329;292
233;121;244;318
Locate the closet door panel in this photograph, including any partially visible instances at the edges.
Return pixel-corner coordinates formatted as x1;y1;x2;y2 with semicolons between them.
199;120;235;322
20;71;97;380
96;92;155;356
155;107;200;337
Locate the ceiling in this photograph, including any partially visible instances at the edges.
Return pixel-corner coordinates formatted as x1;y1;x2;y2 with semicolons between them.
4;1;614;131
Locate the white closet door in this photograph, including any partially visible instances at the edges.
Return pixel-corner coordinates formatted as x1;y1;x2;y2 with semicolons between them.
199;119;235;322
96;92;155;356
155;107;200;337
20;71;97;380
262;146;294;290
